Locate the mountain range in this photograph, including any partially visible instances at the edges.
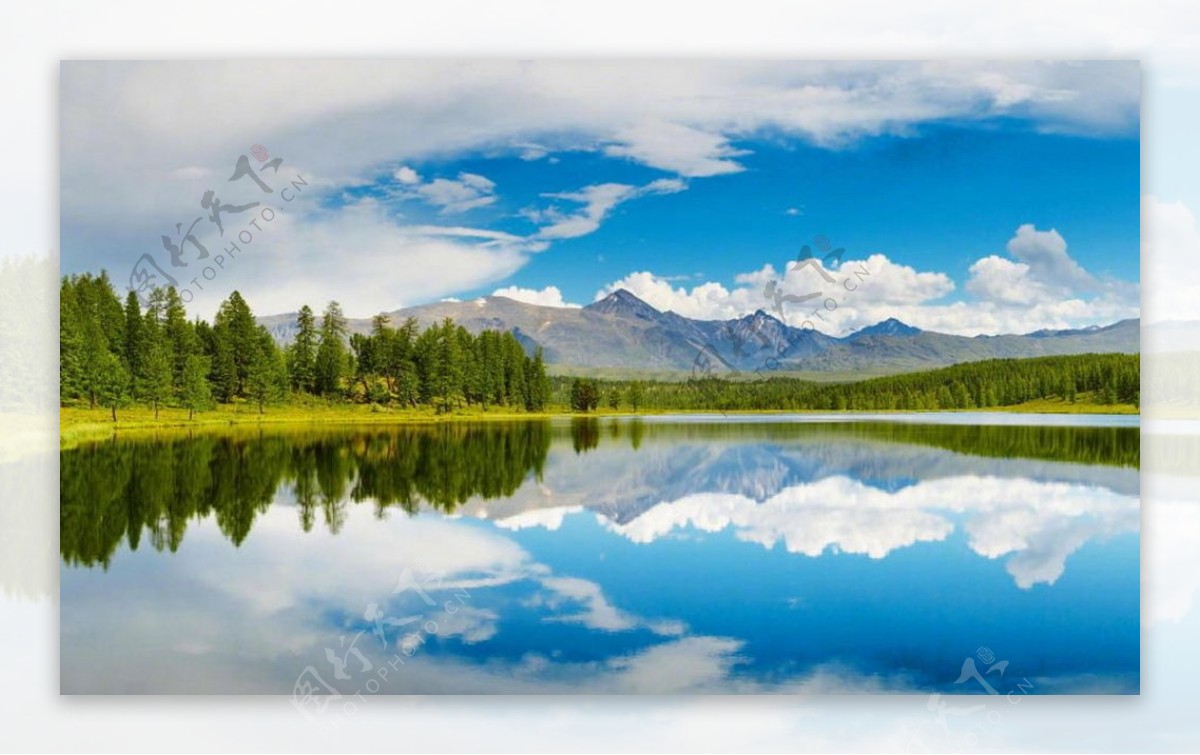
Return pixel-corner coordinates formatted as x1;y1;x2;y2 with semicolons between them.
259;289;1139;377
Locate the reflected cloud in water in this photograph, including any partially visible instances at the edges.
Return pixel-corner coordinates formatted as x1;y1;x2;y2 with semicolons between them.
61;419;1140;694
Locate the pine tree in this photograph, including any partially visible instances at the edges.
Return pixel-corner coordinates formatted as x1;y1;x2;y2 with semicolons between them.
314;301;349;397
247;329;286;413
163;286;199;397
208;320;239;402
526;347;550;411
431;318;464;412
501;333;527;408
181;354;213;420
288;304;318;393
59;278;85;403
140;307;173;418
95;350;130;421
93;271;126;360
123;290;145;383
457;325;482;406
213;291;258;397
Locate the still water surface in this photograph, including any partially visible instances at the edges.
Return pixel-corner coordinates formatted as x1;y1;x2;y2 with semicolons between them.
60;415;1139;694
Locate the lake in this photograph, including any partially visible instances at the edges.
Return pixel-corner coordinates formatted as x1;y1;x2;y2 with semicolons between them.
60;415;1140;697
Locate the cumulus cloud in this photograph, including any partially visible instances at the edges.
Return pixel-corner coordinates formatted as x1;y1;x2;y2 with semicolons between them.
1006;224;1096;289
966;256;1045;306
968;224;1097;305
597;223;1137;336
596;253;955;329
491;285;580;309
599;475;1138;589
392;165;421;184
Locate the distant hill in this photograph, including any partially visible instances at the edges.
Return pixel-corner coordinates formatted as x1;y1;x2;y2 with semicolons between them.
259;289;1140;377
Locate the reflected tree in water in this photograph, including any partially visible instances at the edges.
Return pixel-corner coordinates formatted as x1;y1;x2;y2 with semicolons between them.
60;419;1137;568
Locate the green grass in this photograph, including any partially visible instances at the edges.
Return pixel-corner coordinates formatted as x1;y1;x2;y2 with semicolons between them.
979;394;1138;415
59;402;683;447
60;393;1137;448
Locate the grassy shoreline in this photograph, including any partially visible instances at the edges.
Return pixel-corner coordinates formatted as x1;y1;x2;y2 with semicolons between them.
59;398;1138;447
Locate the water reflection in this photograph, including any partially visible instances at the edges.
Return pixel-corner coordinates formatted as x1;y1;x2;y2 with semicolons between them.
60;419;1140;694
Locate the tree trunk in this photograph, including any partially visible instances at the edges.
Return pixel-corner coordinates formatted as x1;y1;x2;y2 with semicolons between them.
259;399;265;415
154;400;160;419
110;404;117;422
90;390;96;409
189;406;194;421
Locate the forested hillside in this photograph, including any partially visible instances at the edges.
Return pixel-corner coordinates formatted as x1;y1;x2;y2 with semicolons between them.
60;272;550;418
555;353;1140;412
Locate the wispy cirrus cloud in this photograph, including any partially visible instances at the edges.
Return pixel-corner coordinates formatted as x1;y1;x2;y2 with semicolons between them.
529;178;687;240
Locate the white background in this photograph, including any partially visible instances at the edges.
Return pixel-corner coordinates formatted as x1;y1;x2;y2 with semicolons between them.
2;1;1199;751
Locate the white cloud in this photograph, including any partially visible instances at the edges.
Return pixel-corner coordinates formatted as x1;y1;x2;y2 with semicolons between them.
182;198;537;319
533;178;686;240
596;271;749;320
604;121;747;177
431;605;500;644
598;223;1137;336
538;575;683;636
392;165;421;184
600;475;1138;589
491;285;580;309
1004;223;1095;291
539;576;642;632
966;255;1044;306
534;183;637;240
410;171;497;214
597;253;955;328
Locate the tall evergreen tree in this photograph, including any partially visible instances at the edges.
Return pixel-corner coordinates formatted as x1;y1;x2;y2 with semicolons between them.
288;304;318;394
247;329;287;413
140;302;173;418
314;301;349;397
95;350;130;421
123;290;145;382
59;278;85;403
181;354;213;420
163;287;199;397
526;347;550;411
213;291;258;397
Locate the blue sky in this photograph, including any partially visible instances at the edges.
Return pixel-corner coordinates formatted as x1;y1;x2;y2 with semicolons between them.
352;125;1140;303
61;61;1141;335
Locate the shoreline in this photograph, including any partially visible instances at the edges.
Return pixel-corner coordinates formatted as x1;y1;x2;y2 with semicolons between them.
59;400;1140;447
